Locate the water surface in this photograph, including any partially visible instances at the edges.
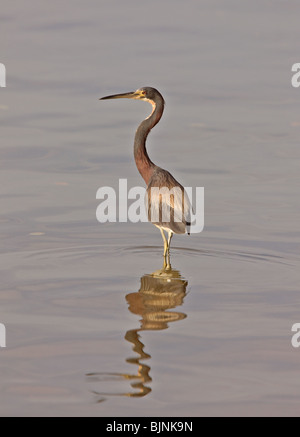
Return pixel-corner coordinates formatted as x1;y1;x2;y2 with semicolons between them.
1;0;300;416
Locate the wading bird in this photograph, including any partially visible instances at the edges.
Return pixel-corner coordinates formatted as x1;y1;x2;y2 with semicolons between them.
100;87;191;261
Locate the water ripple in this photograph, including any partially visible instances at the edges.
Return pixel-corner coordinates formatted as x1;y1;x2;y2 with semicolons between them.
121;245;291;266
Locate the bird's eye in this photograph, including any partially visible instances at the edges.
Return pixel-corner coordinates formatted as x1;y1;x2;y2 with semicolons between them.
141;91;146;95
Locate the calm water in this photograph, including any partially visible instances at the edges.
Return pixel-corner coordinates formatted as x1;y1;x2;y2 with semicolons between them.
1;0;300;416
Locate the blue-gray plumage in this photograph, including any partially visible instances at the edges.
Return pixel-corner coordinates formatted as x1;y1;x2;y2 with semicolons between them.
100;87;191;260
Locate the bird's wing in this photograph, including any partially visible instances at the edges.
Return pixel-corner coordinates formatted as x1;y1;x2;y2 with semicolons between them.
146;169;192;234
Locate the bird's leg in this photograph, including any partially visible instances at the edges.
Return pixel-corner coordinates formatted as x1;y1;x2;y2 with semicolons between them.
163;257;167;269
163;231;173;269
165;252;171;270
159;228;168;257
167;231;173;254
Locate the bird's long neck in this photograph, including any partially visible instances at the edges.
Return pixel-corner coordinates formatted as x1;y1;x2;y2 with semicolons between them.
134;96;164;185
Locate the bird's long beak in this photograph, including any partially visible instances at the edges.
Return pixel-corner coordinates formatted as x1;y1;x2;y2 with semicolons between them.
99;90;142;100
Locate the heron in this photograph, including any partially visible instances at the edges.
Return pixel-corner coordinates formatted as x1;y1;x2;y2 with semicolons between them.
100;87;192;261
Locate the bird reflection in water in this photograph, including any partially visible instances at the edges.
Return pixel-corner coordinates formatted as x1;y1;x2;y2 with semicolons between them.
87;261;188;400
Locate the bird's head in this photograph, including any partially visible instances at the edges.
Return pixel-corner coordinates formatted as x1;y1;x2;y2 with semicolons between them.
100;87;164;104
